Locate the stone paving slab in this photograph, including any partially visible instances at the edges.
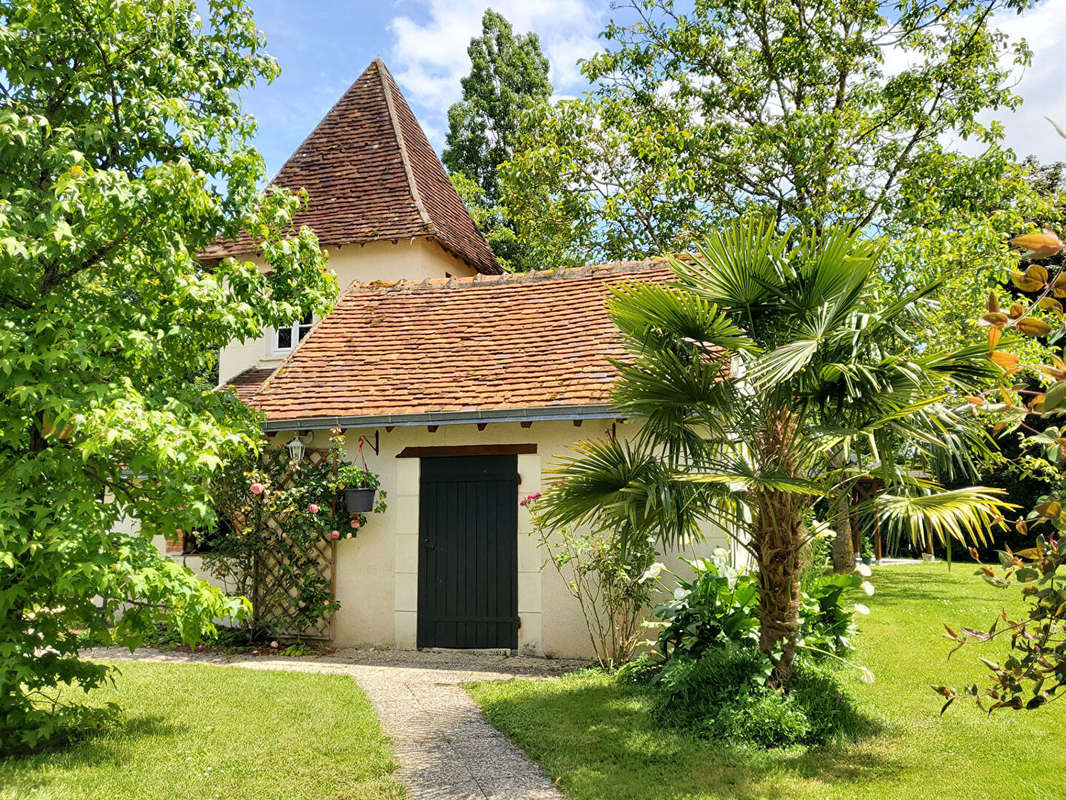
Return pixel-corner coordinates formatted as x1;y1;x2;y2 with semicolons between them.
92;646;584;799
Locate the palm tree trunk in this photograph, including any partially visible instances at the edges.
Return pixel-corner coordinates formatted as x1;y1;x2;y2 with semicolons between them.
753;494;804;687
831;489;855;572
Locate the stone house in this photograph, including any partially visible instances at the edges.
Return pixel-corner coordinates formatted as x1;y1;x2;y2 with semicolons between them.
163;59;729;657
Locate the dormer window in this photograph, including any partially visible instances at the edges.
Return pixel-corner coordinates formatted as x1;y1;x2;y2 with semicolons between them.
275;312;313;353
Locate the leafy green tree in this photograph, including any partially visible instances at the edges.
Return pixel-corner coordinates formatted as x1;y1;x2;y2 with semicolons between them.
444;9;552;271
502;0;1054;281
539;219;1006;685
0;0;334;749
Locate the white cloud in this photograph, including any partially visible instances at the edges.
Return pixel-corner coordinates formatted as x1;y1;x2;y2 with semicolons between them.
984;0;1066;163
387;0;603;135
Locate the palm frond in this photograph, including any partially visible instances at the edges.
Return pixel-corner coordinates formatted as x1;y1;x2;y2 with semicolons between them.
540;437;718;548
610;348;737;439
873;487;1012;549
671;216;785;307
608;281;755;355
683;465;824;496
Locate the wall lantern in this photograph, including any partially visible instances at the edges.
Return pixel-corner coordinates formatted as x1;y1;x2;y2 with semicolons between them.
286;434;309;463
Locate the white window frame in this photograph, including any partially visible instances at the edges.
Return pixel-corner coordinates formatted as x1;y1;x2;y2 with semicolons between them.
271;312;314;355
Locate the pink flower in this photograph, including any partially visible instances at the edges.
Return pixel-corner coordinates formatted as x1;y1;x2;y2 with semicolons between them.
330;530;340;539
250;482;264;495
308;503;319;514
270;640;278;649
519;498;527;507
351;518;360;528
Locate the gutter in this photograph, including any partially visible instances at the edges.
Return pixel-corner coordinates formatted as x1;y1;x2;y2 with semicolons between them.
261;404;619;433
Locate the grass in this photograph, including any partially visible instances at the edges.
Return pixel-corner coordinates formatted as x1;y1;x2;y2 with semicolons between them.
469;562;1066;800
0;661;404;800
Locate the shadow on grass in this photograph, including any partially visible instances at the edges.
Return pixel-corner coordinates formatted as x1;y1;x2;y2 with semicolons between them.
477;680;905;800
3;713;183;769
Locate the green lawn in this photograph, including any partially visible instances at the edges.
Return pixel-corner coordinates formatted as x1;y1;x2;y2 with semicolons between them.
469;563;1066;800
0;661;404;800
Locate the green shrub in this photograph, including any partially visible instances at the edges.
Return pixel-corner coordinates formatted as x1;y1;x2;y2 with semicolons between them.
652;644;769;727
714;691;812;747
615;652;661;686
648;646;859;748
790;660;865;742
800;572;865;655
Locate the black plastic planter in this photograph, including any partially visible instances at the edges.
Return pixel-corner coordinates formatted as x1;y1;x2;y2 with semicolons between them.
343;487;376;514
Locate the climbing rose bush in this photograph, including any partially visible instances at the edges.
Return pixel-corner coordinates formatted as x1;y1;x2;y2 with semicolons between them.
203;430;384;640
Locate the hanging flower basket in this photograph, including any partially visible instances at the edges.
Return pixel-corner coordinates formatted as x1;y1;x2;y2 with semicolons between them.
335;438;385;517
342;486;377;513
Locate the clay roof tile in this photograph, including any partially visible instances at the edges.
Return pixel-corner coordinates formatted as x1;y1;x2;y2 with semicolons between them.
248;260;677;422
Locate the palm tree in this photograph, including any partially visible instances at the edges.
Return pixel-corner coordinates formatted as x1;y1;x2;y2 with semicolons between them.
538;219;1008;686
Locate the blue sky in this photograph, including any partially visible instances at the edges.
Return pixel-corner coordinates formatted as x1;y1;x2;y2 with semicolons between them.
237;0;1066;181
238;0;610;179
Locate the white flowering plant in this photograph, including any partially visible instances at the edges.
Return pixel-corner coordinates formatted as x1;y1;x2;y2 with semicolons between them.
646;551;875;681
649;551;761;659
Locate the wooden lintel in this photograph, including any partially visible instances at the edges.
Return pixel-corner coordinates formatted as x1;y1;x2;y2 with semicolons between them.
520;421;533;428
397;444;537;458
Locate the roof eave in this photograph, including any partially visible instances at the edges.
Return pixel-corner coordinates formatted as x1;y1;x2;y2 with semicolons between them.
261;404;619;432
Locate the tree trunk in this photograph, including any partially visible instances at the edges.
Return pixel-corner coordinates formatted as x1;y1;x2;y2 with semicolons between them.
753;496;805;687
830;489;855;572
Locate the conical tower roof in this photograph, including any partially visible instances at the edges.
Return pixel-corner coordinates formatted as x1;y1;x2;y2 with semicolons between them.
204;59;500;274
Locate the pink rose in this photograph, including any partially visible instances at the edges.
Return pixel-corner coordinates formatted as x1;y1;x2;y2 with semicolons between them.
351;518;360;528
250;482;264;495
330;530;340;539
308;503;319;514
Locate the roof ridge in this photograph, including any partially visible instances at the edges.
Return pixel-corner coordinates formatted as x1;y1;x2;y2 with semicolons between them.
375;58;434;234
341;257;674;299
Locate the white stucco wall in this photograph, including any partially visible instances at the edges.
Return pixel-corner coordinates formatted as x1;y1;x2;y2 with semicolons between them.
237;419;736;659
217;238;477;386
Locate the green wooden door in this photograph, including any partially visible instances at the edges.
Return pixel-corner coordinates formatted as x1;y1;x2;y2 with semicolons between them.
417;455;519;649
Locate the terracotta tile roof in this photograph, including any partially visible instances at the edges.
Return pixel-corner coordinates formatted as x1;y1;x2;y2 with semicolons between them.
247;260;675;423
202;59;500;275
221;368;275;403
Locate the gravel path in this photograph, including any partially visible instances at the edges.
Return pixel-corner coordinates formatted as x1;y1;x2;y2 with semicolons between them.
92;647;586;799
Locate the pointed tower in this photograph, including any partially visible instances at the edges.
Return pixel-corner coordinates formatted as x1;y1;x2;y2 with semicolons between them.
204;59;500;275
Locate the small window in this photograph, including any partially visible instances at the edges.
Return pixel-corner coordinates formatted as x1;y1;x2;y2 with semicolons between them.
274;312;313;353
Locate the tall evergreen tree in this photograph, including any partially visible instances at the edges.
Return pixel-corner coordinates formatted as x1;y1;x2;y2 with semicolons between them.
444;10;551;271
444;9;551;205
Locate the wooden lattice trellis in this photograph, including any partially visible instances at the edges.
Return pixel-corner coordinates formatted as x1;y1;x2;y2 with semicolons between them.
251;447;337;640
